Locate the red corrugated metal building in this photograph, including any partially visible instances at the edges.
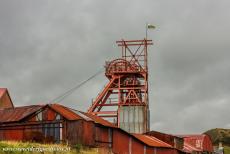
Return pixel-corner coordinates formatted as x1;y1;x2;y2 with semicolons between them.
0;88;212;154
0;104;98;145
146;131;213;154
146;130;184;150
0;102;185;154
177;135;213;154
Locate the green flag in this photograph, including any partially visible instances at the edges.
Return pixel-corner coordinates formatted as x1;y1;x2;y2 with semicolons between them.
147;24;155;29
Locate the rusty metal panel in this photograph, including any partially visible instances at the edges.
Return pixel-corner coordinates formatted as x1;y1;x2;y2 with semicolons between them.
66;120;95;146
0;122;63;143
82;120;95;146
112;128;174;154
178;134;213;152
112;129;130;154
119;106;146;133
132;134;172;148
0;130;4;140
146;131;184;150
49;104;82;120
23;128;44;142
83;112;116;128
155;148;179;154
66;120;84;145
95;126;111;147
0;105;43;123
4;129;24;141
146;147;154;154
131;137;145;154
202;135;214;152
46;108;57;121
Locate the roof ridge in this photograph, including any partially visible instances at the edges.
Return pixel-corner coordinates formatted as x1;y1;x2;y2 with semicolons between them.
12;104;44;108
145;135;172;147
131;133;172;148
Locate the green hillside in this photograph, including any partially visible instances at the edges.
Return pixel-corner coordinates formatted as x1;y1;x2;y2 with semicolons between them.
204;128;230;146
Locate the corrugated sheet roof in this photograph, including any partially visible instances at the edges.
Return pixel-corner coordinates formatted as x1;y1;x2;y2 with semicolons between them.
82;112;116;128
49;104;82;120
49;104;115;127
176;134;213;153
176;134;206;139
183;142;202;153
49;104;116;127
69;109;92;121
132;133;172;148
0;103;116;128
147;130;183;139
0;105;43;123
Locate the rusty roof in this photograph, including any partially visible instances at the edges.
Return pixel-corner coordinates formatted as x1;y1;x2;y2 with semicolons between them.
0;105;43;123
49;104;116;127
0;102;116;127
132;133;173;148
52;104;116;127
183;142;202;153
49;104;82;120
82;112;116;128
176;134;213;152
176;134;207;140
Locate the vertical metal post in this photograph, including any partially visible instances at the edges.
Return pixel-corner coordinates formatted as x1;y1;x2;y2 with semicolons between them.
118;76;121;127
129;137;132;154
145;23;148;40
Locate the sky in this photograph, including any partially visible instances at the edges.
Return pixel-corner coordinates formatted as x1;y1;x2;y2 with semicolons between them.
0;0;230;134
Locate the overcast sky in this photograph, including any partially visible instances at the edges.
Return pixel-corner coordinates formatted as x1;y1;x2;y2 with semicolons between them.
0;0;230;134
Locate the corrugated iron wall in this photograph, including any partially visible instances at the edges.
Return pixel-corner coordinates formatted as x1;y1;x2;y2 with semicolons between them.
146;131;184;150
0;122;63;143
66;120;95;146
95;125;112;147
119;106;146;133
202;135;213;152
183;135;213;152
131;138;145;154
2;129;23;141
113;129;130;154
82;120;95;146
112;128;181;154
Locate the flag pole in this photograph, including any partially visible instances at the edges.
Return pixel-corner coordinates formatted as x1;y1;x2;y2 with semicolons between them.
145;23;155;39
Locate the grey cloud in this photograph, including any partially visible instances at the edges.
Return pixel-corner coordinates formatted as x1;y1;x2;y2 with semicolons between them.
0;0;229;134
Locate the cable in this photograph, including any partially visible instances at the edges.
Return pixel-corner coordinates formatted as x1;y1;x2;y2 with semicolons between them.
49;68;104;103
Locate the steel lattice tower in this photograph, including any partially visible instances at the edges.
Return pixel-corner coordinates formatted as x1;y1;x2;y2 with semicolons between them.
88;39;152;133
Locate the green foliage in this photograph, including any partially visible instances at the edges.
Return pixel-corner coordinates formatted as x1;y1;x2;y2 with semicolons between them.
204;128;230;145
74;144;82;153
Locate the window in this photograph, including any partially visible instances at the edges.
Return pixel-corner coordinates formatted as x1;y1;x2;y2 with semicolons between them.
36;112;43;121
55;114;61;120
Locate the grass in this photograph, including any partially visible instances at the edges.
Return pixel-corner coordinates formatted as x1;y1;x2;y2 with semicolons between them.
225;146;230;154
0;141;99;154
